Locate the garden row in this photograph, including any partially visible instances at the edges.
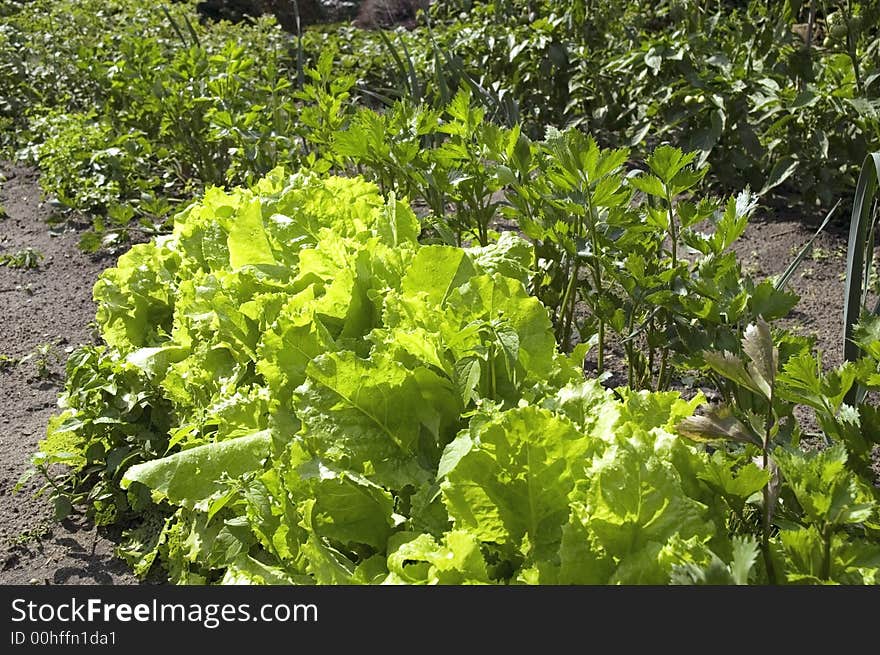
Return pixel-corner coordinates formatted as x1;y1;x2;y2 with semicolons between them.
30;169;880;584
1;0;878;244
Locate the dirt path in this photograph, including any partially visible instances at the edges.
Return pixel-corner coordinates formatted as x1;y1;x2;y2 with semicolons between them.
0;164;136;584
0;164;859;584
732;210;850;371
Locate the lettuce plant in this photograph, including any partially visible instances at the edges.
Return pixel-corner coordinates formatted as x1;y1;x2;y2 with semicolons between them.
30;171;726;583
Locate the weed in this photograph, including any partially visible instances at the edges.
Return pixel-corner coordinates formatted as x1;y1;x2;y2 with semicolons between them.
811;246;831;262
19;343;62;379
7;520;52;547
0;248;44;269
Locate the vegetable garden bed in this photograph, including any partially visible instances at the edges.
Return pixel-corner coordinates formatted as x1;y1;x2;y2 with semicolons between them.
1;0;879;585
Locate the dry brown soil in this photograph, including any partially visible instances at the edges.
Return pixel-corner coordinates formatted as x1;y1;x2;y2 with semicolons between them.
0;165;136;584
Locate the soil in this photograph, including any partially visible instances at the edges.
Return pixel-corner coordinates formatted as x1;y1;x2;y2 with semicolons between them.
0;164;868;584
0;164;137;585
732;209;851;372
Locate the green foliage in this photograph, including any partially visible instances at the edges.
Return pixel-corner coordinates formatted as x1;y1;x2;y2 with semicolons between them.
30;346;174;524
332;107;790;391
678;316;880;584
2;0;353;247
19;173;695;582
429;0;880;205
23;109;159;220
8;0;880;586
33;171;880;585
0;247;43;269
504;134;793;390
2;0;877;257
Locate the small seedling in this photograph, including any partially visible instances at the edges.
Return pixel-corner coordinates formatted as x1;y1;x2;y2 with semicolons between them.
33;343;59;378
811;246;831;262
0;248;44;269
19;342;61;379
8;520;52;547
0;353;17;371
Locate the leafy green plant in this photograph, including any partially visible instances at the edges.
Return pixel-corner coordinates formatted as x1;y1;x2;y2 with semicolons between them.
294;49;357;169
26;110;153;208
6;0;878;255
679;319;786;581
32;343;60;379
25;346;173;523
678;317;880;584
432;88;514;246
334;100;440;201
20;172;690;582
7;520;52;547
334;88;518;247
503;128;630;365
428;0;879;205
504;136;795;389
9;0;880;586
4;0;304;248
0;247;43;269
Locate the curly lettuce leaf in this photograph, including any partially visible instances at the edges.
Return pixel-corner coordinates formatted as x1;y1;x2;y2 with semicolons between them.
440;406;592;563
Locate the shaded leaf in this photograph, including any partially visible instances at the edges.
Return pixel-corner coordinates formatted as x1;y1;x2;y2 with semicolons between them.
742;318;777;399
677;409;761;446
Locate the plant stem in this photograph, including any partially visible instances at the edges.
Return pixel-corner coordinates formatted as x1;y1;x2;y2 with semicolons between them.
665;188;677;268
760;464;776;583
558;258;579;348
845;0;864;95
488;344;497;399
584;192;604;372
626;310;637;387
761;402;778;585
805;0;816;50
800;0;816;92
625;341;634;387
567;273;580;346
821;524;832;581
657;184;680;391
657;347;668;391
478;200;489;246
